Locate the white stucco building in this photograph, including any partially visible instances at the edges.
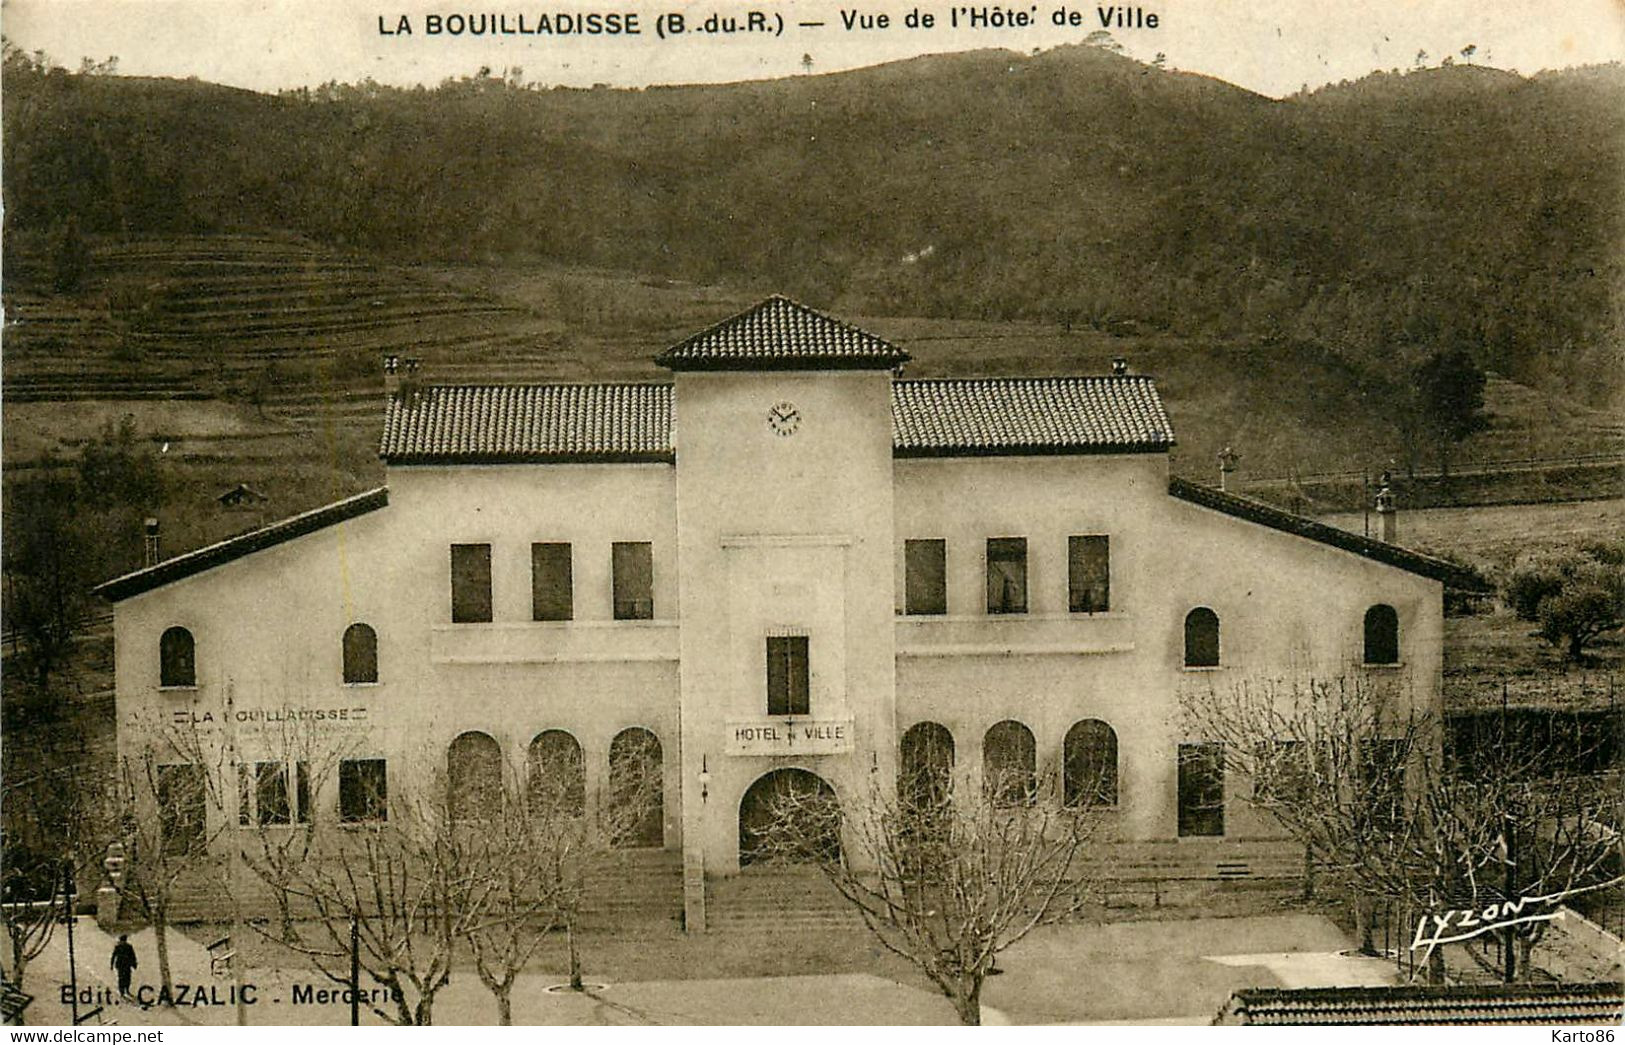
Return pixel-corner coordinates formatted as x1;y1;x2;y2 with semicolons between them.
97;297;1464;927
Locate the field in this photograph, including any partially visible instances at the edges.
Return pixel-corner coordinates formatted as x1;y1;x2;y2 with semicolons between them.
1321;499;1625;711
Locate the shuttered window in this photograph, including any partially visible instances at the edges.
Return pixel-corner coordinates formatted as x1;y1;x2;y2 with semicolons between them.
450;544;493;623
531;543;573;622
612;542;654;620
766;636;810;716
1068;535;1110;613
904;539;947;615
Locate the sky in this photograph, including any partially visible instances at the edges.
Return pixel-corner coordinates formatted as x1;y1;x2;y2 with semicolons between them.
3;0;1623;96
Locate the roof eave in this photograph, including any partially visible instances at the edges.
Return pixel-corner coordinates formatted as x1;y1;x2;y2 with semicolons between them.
658;354;911;372
382;451;675;466
894;441;1173;458
94;487;390;603
1167;476;1489;590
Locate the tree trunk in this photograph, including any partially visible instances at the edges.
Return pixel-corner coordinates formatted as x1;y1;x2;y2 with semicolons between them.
154;915;174;999
1301;847;1314;900
415;994;434;1026
567;916;582;991
952;978;984;1026
1354;897;1379;956
1427;945;1446;985
1515;934;1534;983
497;987;513;1026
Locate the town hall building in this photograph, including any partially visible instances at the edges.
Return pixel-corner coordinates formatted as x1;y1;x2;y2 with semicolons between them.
97;297;1463;928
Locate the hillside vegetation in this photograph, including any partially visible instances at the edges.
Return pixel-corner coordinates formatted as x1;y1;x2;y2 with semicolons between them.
5;45;1622;410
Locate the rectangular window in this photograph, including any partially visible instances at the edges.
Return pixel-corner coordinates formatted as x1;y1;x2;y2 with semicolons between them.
1251;740;1309;804
339;759;388;823
986;537;1028;615
295;761;311;825
904;539;947;615
157;763;206;855
1177;743;1226;837
531;543;573;622
237;761;306;825
612;542;654;620
450;544;493;623
256;761;291;826
1068;535;1110;613
766;636;810;716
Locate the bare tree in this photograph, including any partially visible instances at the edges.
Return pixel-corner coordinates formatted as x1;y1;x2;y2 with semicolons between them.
757;761;1105;1025
1;718;111;993
450;760;569;1025
1181;674;1622;981
243;731;666;1024
242;747;459;1026
112;725;232;999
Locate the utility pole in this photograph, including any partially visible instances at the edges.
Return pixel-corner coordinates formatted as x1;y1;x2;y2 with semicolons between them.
224;678;248;1026
350;915;360;1026
63;862;79;1025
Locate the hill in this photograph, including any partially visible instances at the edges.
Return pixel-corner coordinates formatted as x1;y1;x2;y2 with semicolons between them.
4;47;1621;410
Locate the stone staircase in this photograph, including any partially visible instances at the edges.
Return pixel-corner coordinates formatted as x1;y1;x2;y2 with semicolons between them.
705;866;865;933
580;848;683;928
147;850;685;928
139;841;1303;931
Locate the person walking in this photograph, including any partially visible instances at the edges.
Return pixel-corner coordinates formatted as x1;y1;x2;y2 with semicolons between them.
110;934;138;998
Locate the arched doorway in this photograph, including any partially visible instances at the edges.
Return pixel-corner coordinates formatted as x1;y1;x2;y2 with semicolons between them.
448;731;503;820
608;727;664;848
738;768;840;868
527;730;585;818
900;721;954;808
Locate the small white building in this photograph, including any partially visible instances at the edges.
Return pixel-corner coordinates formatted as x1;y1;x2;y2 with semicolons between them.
98;297;1460;925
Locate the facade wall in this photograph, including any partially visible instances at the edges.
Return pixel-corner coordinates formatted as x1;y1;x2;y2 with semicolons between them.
893;454;1442;842
114;462;684;847
110;372;1443;877
672;370;898;873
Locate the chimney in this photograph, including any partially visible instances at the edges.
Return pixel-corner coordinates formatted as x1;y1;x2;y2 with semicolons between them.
1374;471;1397;542
1216;446;1241;492
383;355;401;398
1110;357;1128;376
143;517;161;566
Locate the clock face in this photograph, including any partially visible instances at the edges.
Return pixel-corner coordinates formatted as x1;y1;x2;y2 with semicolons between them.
767;400;801;437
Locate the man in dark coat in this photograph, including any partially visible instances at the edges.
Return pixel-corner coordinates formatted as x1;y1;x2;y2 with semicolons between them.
110;935;137;997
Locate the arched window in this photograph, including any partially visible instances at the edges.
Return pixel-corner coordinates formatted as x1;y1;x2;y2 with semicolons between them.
447;731;502;820
1364;604;1400;665
982;720;1036;805
342;623;378;684
1064;719;1118;807
528;730;585;818
900;722;955;808
609;728;663;848
160;627;195;687
1184;607;1220;668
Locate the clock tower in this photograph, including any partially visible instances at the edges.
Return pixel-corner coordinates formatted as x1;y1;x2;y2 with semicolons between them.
657;297;907;919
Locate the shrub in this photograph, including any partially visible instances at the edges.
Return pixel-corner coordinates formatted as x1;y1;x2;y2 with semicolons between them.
1506;566;1564;621
1538;562;1625;662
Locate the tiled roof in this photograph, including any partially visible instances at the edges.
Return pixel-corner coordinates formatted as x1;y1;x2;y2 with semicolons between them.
381;377;1175;461
380;384;673;464
655;295;911;371
94;488;389;602
892;377;1174;455
1219;982;1625;1026
1169;476;1493;590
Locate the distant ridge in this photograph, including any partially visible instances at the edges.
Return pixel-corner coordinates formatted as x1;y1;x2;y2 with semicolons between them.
3;48;1620;407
